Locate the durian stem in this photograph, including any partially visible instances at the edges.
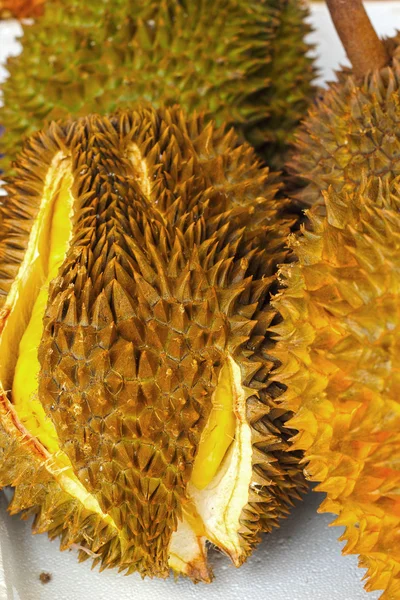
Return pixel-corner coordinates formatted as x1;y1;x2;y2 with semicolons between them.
326;0;389;77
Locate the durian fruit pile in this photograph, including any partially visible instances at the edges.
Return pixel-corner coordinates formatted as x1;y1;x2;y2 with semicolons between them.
0;106;306;579
272;1;400;597
0;0;319;584
0;0;315;173
0;0;45;19
3;0;400;595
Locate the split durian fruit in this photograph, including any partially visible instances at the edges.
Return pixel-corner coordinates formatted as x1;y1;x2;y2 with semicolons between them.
0;0;315;173
0;106;306;580
272;1;400;597
0;0;44;19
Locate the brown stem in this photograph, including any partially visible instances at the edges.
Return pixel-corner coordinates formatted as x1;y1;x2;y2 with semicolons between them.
326;0;389;77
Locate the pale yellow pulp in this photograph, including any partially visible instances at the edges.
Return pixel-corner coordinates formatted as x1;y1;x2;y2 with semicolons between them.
12;170;73;453
191;362;236;489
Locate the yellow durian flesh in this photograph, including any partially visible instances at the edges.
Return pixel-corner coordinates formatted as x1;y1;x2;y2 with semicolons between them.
191;361;236;490
12;160;73;453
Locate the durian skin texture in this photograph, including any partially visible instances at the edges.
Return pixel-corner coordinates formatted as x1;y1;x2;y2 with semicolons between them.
0;0;44;19
290;38;400;206
272;183;400;598
0;107;306;579
0;0;315;172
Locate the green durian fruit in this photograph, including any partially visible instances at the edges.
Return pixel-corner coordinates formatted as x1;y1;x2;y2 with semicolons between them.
0;106;306;580
0;0;315;173
271;1;400;596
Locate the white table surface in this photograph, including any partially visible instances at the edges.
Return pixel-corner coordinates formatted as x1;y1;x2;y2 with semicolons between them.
0;489;380;600
0;3;398;599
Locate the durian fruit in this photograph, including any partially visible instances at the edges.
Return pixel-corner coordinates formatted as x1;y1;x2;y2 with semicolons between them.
290;0;396;206
272;180;400;598
0;0;45;19
272;1;400;596
0;106;306;580
0;0;315;173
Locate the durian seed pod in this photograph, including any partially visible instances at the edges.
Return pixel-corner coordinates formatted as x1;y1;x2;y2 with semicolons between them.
272;1;400;596
0;0;316;174
0;106;306;580
0;0;45;19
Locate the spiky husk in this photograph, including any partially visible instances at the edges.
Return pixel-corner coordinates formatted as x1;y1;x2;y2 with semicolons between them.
289;38;400;206
271;179;400;598
255;0;316;169
0;106;306;579
0;0;44;19
0;0;315;174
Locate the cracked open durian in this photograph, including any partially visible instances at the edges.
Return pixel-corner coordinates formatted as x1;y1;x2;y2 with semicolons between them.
0;0;315;173
272;1;400;597
0;106;305;580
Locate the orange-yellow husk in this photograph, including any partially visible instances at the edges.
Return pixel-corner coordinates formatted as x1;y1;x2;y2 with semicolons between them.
272;179;400;599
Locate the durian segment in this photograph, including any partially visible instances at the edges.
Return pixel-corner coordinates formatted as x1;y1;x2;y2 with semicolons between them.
0;0;315;173
0;153;114;523
0;107;306;579
173;356;253;567
272;180;400;598
7;196;253;579
189;356;253;565
13;158;74;453
191;360;236;490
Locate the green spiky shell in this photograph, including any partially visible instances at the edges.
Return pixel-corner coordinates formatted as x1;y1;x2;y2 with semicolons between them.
0;106;306;579
289;38;400;206
0;0;315;173
256;0;316;168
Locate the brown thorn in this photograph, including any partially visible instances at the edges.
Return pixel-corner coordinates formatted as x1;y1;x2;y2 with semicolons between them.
326;0;389;77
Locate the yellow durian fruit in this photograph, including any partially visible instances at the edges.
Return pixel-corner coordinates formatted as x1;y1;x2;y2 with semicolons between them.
272;2;400;597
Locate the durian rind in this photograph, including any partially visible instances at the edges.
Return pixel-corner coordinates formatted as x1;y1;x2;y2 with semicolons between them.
255;0;316;168
0;389;118;568
0;106;306;578
290;38;400;206
271;179;400;598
